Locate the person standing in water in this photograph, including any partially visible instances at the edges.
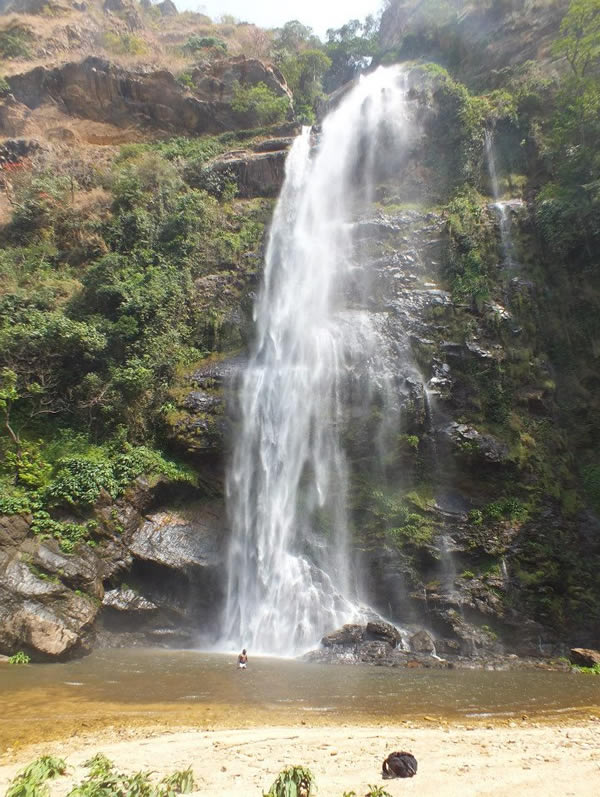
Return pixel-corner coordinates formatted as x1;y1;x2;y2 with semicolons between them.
238;649;248;669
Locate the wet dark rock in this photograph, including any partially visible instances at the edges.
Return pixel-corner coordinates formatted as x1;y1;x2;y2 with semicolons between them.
358;639;396;662
366;620;402;646
165;355;247;455
183;390;221;413
444;422;509;464
409;629;436;653
321;623;366;646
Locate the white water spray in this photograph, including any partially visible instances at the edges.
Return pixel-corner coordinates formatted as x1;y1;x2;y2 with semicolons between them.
222;67;412;656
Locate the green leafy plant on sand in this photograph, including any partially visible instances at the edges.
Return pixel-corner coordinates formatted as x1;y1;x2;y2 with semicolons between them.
364;787;392;797
7;651;30;665
6;756;66;797
264;765;315;797
5;753;195;797
67;754;196;796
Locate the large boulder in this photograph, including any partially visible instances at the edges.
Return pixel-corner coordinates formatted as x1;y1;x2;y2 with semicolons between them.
409;629;435;654
366;620;402;646
0;549;98;658
570;648;600;668
321;623;366;646
129;508;223;572
200;148;289;199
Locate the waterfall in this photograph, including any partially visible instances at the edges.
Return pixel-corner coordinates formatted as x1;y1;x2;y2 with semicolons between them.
222;67;411;656
484;129;516;267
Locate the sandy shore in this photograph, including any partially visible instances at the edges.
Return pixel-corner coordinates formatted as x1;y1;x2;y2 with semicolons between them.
1;720;599;796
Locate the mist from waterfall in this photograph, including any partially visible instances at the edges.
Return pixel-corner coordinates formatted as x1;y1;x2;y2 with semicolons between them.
222;67;411;656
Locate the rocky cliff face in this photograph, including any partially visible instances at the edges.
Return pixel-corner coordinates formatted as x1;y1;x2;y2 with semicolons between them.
0;480;228;658
379;0;569;88
3;55;292;138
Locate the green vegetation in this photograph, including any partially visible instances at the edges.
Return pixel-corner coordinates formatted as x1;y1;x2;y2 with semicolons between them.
8;651;30;665
364;788;392;797
6;756;66;797
102;32;148;56
5;753;196;797
0;129;267;545
183;35;227;55
279;49;331;122
572;662;600;674
371;489;435;548
231;81;290;125
0;23;35;60
445;186;493;307
67;753;195;796
263;765;314;797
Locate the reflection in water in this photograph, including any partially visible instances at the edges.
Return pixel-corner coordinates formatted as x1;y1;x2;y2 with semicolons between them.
1;649;599;741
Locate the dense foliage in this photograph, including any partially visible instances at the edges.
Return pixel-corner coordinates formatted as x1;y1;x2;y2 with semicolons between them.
0;132;269;549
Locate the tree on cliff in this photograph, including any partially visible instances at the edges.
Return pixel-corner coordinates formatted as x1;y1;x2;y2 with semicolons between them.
552;0;600;79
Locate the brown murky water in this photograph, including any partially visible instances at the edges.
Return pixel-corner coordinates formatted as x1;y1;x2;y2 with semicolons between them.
1;649;599;750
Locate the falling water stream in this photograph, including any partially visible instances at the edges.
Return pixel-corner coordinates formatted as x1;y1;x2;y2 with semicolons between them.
222;67;412;655
484;129;518;267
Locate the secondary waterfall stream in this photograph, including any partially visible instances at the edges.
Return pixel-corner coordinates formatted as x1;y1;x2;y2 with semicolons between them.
222;67;411;656
485;129;518;268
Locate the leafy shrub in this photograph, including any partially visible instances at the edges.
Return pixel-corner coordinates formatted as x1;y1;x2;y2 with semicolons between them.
263;765;314;797
364;787;392;797
183;35;227;54
483;497;527;522
67;754;196;796
177;72;194;89
0;75;9;96
573;663;600;675
468;509;483;525
45;458;118;507
8;651;30;665
0;24;35;60
102;32;148;56
0;493;32;515
6;756;66;797
231;81;289;125
371;490;435;547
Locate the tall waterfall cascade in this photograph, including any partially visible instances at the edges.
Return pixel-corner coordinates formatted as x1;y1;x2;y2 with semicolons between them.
222;67;413;656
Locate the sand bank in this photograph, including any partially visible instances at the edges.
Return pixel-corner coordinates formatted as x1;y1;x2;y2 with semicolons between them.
1;720;599;796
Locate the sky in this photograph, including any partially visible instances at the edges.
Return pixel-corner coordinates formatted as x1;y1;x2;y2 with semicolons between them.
177;0;383;38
